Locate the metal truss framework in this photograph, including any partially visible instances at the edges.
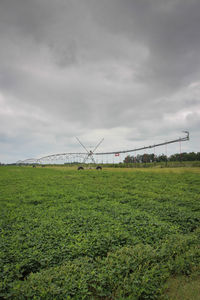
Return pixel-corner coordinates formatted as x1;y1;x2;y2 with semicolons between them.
17;131;189;165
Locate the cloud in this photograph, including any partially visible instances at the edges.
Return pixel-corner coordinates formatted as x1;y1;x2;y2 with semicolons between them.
0;0;200;162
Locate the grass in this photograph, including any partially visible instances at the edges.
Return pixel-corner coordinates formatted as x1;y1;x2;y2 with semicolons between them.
163;271;200;300
0;166;200;299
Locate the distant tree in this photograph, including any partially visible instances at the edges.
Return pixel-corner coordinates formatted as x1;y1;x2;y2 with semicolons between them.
124;151;200;164
124;155;132;163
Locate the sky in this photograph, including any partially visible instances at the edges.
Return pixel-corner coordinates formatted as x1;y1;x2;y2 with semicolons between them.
0;0;200;163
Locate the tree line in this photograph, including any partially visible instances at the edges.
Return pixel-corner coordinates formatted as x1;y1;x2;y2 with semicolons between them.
124;152;200;163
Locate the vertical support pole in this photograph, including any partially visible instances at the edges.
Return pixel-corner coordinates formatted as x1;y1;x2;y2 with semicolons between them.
179;139;182;162
165;143;168;166
134;152;137;167
144;151;147;166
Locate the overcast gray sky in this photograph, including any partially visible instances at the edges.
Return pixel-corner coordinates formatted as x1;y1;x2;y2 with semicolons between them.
0;0;200;163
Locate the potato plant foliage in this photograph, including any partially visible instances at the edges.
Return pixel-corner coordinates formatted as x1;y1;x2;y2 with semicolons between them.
0;166;200;299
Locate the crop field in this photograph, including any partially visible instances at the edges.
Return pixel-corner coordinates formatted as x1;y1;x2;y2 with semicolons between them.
0;166;200;299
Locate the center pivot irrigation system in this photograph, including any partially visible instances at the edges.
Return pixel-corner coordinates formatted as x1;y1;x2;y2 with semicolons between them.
17;131;189;168
17;131;189;169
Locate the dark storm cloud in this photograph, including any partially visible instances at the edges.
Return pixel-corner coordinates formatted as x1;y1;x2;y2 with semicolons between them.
88;0;200;88
0;0;200;162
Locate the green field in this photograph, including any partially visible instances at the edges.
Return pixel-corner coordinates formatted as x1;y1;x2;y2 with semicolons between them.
0;166;200;299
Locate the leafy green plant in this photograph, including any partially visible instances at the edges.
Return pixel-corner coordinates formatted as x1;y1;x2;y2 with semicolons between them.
0;166;199;299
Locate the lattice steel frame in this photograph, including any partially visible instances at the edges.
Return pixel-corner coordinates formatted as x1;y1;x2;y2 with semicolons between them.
17;131;189;164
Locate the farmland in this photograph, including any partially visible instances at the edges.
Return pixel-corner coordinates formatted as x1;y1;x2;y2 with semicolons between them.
0;166;200;299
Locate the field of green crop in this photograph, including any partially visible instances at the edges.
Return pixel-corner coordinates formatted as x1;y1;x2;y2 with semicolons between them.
0;166;200;299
